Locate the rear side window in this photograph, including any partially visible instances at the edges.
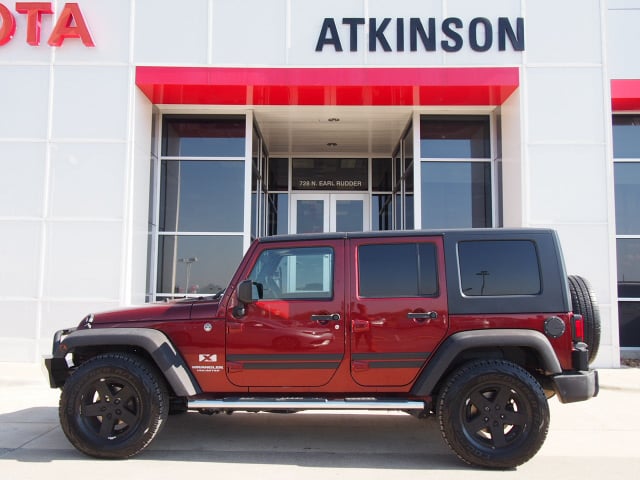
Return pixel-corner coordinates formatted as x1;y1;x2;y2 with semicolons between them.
458;240;541;296
358;243;438;298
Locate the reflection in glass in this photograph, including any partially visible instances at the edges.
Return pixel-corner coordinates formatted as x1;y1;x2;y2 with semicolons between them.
458;241;541;296
292;158;368;191
421;162;491;228
619;302;640;347
268;193;288;235
249;247;333;299
297;199;324;233
421;116;490;158
358;243;437;298
405;195;414;230
372;158;392;191
617;239;640;298
613;116;640;159
159;160;244;232
615;163;640;235
372;194;393;231
162;115;245;157
268;158;289;191
157;235;243;296
336;200;364;232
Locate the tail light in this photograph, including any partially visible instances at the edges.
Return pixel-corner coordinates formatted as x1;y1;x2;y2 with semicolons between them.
572;314;584;342
571;314;589;370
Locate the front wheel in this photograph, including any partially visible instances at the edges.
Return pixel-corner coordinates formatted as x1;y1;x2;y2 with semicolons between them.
59;353;169;458
437;360;549;469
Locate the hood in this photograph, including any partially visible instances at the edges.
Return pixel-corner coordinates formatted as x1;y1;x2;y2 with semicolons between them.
80;297;222;328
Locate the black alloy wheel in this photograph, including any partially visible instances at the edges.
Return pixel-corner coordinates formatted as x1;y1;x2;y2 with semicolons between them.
59;353;168;459
437;360;549;469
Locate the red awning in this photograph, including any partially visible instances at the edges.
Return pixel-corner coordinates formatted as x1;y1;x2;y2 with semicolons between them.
612;79;640;111
136;67;519;106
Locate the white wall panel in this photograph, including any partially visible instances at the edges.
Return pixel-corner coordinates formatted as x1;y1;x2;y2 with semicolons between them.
134;0;209;64
211;0;287;65
525;67;605;144
0;221;42;298
0;301;38;361
500;89;524;227
526;0;602;64
129;90;153;304
527;144;609;224
48;142;126;219
43;221;123;299
0;143;46;217
607;9;640;79
51;66;129;140
0;66;50;139
0;302;38;338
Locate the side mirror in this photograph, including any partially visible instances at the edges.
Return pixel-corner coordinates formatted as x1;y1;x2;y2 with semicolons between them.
237;280;262;304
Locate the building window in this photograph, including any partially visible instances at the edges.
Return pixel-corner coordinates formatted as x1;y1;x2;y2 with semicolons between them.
420;115;493;229
391;122;414;230
614;115;640;349
149;115;247;300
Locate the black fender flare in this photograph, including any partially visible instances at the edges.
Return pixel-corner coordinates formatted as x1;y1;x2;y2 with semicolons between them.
51;328;201;397
410;329;562;397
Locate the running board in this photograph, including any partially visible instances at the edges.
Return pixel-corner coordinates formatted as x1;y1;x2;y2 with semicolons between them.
188;398;426;411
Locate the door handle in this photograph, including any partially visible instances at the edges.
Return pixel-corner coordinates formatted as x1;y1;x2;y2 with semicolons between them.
311;313;341;322
407;311;438;320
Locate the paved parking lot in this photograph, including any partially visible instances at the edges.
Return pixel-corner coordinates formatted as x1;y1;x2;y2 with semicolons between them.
1;363;639;480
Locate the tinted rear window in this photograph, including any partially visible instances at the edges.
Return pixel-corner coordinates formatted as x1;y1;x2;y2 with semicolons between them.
458;240;541;296
358;243;438;298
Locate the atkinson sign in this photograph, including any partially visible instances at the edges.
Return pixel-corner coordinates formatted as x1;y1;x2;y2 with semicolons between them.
0;2;94;47
316;17;524;53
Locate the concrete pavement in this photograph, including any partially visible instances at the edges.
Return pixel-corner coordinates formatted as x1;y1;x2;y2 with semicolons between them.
1;362;639;479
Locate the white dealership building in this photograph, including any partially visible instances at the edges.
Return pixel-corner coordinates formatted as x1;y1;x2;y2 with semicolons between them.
1;0;639;366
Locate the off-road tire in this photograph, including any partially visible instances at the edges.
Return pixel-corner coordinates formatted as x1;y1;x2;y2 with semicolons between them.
568;275;601;364
59;352;169;459
437;360;549;469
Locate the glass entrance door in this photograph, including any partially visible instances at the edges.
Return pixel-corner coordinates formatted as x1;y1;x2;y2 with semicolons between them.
291;193;370;234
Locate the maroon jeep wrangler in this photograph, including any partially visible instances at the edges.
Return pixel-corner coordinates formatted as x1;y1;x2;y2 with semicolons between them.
44;229;599;468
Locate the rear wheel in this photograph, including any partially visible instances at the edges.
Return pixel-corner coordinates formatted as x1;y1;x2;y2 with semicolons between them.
59;353;169;458
568;275;601;364
437;360;549;469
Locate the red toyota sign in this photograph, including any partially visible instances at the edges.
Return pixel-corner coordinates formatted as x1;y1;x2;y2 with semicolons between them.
0;2;94;47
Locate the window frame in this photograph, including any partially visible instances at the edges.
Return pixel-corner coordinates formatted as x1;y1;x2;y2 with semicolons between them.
148;113;249;301
613;114;640;351
415;112;499;230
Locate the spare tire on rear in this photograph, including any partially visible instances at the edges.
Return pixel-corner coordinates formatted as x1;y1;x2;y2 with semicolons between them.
568;275;601;364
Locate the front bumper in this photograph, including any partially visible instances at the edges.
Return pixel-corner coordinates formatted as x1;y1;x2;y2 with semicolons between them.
552;369;599;403
42;328;76;388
